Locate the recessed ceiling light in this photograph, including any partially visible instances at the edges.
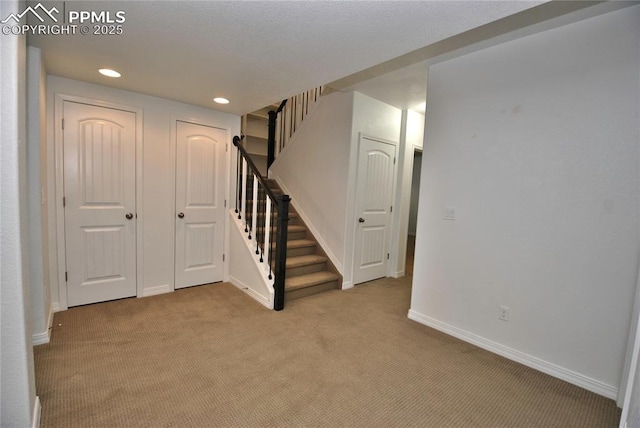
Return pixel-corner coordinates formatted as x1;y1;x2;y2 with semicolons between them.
99;68;121;78
213;97;230;105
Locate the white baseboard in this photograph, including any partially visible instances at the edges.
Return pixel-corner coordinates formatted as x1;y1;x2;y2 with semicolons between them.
341;281;354;290
391;269;405;278
32;331;49;346
229;275;272;309
142;284;171;297
32;396;41;428
407;309;618;400
52;302;61;312
32;304;55;346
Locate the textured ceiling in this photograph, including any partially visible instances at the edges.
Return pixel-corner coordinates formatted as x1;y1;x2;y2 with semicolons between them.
28;1;543;115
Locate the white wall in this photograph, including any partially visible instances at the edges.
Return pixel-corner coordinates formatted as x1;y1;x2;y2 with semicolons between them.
0;0;39;425
27;46;52;345
410;5;640;398
270;91;355;273
46;76;240;309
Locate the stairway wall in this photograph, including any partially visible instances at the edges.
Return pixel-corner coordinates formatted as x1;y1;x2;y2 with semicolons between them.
270;91;354;273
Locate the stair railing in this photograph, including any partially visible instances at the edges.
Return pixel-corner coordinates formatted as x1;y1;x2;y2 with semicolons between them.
268;86;323;167
233;135;290;311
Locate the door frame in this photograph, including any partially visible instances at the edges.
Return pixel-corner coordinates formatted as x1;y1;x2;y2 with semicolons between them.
169;118;231;292
347;133;399;287
54;94;143;310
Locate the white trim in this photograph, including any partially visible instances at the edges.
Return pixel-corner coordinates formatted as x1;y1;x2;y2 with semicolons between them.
53;94;143;310
391;269;405;278
52;303;61;312
408;309;618;400
135;107;144;299
32;396;41;428
32;304;54;345
32;331;49;346
141;284;171;297
228;275;272;309
619;273;640;424
272;175;343;273
618;248;640;408
341;280;354;290
47;303;54;327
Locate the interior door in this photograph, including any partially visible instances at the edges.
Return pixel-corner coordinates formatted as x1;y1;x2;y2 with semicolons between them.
63;101;137;307
175;121;226;289
353;136;397;285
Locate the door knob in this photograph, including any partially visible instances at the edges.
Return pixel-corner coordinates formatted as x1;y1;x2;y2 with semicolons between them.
358;218;365;223
177;212;185;218
126;213;134;220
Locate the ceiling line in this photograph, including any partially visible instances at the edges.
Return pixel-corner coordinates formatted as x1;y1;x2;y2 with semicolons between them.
326;1;629;93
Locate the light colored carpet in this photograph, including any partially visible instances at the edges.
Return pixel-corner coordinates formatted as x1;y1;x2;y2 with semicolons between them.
35;275;620;427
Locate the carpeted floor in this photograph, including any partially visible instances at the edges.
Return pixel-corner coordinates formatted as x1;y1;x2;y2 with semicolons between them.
35;272;621;427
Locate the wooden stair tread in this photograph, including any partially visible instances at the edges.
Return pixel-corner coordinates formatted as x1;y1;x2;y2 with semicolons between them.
251;211;298;218
256;224;305;233
286;254;327;268
285;271;340;291
287;239;315;249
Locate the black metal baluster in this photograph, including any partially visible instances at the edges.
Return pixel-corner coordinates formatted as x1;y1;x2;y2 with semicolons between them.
245;173;252;236
235;145;240;216
268;206;275;280
256;185;263;256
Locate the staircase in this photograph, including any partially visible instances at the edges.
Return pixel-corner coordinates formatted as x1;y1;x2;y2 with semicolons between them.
233;87;332;309
262;179;342;301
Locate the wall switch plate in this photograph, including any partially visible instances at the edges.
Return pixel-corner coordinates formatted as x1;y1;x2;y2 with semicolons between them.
499;305;510;322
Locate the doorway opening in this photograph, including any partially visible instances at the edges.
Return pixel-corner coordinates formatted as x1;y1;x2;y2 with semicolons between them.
406;149;422;276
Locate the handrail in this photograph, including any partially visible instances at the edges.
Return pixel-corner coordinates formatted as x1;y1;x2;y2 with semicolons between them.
267;100;288;167
233;134;289;311
275;99;287;114
233;135;281;204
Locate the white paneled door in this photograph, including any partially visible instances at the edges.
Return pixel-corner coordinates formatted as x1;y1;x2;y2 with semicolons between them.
175;122;226;289
353;136;396;285
63;101;137;307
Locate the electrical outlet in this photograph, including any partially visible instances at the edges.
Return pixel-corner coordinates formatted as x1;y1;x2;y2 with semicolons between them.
499;305;510;322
